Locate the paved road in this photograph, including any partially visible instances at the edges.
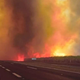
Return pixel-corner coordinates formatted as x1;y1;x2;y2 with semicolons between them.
0;64;20;80
0;61;78;80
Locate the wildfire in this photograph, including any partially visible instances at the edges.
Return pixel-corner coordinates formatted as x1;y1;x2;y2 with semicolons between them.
26;0;77;58
54;50;66;57
15;0;77;58
49;0;76;57
17;54;24;61
0;0;79;61
51;38;76;57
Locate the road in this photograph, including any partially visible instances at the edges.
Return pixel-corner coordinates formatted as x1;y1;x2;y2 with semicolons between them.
0;61;79;80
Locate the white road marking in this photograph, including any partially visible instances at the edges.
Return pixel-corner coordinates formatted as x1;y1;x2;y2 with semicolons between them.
2;67;5;69
6;69;10;72
0;65;2;67
12;73;22;78
13;62;80;75
27;66;37;70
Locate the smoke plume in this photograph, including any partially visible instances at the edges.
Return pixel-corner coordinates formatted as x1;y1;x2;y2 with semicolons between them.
0;0;80;60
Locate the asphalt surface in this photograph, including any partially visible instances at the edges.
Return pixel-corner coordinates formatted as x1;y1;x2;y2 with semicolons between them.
0;61;78;80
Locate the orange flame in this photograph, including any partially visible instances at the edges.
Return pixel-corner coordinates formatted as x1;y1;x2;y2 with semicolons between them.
17;54;24;61
48;0;77;57
22;0;77;58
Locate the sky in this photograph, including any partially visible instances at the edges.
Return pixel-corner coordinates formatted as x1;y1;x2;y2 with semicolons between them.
0;0;80;60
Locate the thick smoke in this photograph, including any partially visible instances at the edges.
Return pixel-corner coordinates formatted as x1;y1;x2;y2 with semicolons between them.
9;0;36;52
69;0;80;55
0;0;80;60
4;0;49;59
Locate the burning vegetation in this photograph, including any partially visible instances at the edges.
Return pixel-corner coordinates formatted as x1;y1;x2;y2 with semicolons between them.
0;0;80;61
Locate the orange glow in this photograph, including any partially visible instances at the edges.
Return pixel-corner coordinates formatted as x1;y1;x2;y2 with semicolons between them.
0;0;79;61
49;0;76;57
56;0;68;6
18;0;77;58
53;0;70;27
17;54;24;61
54;50;66;57
51;38;76;57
